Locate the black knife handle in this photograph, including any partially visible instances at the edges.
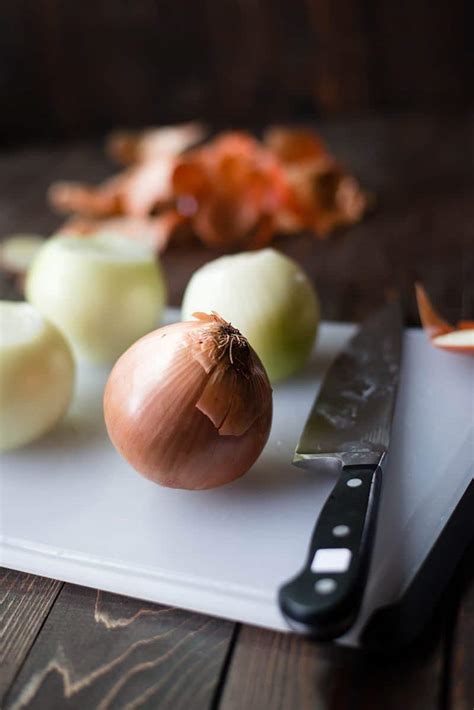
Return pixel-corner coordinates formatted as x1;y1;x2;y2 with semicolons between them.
278;464;382;639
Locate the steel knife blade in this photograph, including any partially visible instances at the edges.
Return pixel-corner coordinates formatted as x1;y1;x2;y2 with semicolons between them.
279;301;403;639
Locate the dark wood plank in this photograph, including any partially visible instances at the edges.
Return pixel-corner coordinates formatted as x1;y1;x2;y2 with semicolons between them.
0;0;213;145
305;0;372;111
0;142;114;301
220;624;445;710
1;1;472;144
0;569;62;704
371;0;470;108
448;541;474;710
0;144;110;239
3;584;234;709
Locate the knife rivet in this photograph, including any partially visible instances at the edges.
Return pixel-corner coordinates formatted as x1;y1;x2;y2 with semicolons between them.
315;578;337;594
333;525;350;537
347;478;362;488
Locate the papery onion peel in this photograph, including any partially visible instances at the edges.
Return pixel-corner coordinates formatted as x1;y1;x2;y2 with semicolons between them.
103;312;273;489
48;125;372;254
415;283;474;355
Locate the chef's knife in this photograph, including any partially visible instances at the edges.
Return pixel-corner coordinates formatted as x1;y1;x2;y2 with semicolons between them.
279;301;403;639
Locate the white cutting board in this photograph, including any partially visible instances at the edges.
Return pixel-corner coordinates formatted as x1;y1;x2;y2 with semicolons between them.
0;309;472;647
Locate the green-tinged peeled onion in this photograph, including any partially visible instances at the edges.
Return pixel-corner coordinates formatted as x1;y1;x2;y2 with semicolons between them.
25;233;166;364
0;301;75;450
182;248;320;380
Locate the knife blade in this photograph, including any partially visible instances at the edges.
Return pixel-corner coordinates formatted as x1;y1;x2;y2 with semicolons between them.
279;301;403;639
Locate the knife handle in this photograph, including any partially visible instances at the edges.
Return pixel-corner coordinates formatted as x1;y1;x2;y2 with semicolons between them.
278;464;382;639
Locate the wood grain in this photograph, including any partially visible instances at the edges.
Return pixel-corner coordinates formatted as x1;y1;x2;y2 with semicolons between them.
219;624;446;710
0;569;62;705
1;1;472;144
371;0;470;108
3;584;234;709
305;0;372;111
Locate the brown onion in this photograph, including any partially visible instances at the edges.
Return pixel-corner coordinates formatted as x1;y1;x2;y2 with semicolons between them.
104;312;273;489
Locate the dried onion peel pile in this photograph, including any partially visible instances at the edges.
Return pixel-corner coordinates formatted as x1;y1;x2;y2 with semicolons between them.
46;124;372;253
104;313;273;489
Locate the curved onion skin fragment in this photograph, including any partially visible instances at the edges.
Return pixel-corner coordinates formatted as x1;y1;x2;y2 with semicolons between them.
103;315;273;490
26;234;166;365
182;249;320;381
432;329;474;354
48;177;124;218
121;158;175;217
106;122;207;165
0;301;75;451
415;283;452;339
172;132;290;249
415;283;474;356
263;126;373;237
263;126;329;165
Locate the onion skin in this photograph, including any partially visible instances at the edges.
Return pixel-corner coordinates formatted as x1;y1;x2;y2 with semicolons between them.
104;316;273;489
415;283;452;339
432;330;474;354
415;283;474;356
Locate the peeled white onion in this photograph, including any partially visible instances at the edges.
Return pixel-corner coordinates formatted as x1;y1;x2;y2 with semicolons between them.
182;248;320;380
26;233;166;364
104;313;272;489
0;301;75;451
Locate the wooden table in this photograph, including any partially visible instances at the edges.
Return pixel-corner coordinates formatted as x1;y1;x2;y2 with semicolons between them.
1;114;473;709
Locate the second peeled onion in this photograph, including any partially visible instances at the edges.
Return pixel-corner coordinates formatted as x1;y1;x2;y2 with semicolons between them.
182;249;320;381
104;312;273;489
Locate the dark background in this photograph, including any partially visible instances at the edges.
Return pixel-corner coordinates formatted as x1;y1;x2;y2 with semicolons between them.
1;0;472;145
0;0;472;324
